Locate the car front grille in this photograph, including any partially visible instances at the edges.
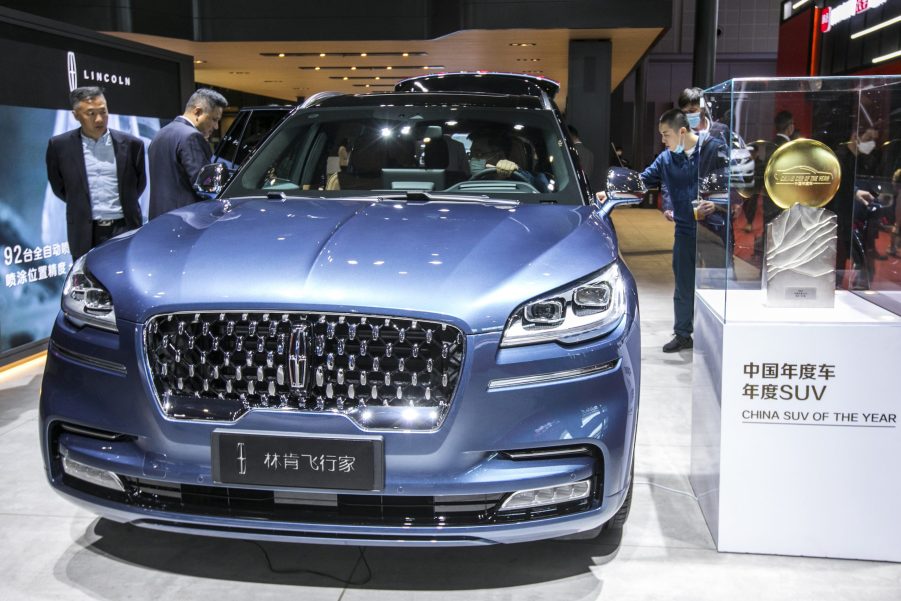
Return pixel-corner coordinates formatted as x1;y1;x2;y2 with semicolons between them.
145;312;464;429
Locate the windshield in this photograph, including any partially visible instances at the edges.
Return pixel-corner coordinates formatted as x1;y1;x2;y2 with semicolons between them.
222;105;583;204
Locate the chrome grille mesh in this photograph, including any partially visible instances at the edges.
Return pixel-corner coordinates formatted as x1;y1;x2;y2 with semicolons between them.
145;312;464;427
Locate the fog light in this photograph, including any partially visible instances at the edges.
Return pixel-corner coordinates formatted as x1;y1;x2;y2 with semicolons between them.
60;447;125;492
500;479;591;511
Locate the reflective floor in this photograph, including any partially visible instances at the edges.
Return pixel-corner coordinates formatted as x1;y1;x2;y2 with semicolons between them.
1;208;899;600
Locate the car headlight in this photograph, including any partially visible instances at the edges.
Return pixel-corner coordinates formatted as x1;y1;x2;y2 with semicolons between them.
501;263;626;347
62;255;118;332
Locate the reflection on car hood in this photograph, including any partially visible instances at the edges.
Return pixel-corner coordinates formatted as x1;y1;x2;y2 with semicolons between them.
89;197;618;332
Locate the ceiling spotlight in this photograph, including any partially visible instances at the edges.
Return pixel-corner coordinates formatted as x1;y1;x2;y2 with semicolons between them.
361;52;368;57
386;66;393;70
277;53;285;58
194;59;206;64
351;66;357;70
315;66;321;70
402;52;409;57
375;76;381;80
510;42;536;47
320;53;326;57
343;76;348;80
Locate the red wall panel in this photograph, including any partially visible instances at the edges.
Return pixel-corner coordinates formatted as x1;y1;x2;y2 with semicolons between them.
777;9;814;77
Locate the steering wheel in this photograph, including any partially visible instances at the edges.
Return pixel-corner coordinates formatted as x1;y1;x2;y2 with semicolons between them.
469;167;532;183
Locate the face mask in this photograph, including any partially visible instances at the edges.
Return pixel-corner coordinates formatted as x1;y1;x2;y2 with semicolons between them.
672;132;685;155
857;140;876;155
469;158;488;172
686;112;701;130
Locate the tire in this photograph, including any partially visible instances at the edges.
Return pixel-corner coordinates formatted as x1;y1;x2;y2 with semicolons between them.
606;465;634;531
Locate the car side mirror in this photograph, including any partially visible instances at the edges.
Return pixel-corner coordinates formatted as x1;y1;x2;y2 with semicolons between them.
597;167;646;217
193;163;233;200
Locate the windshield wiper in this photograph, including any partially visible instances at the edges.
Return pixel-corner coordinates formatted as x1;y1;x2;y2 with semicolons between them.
378;191;519;206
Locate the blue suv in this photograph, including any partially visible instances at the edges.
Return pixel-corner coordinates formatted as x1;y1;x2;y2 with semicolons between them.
40;73;642;546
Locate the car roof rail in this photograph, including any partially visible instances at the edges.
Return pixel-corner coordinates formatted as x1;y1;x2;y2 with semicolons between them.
300;91;345;108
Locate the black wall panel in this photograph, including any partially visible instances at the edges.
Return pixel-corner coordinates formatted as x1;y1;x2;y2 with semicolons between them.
0;0;670;41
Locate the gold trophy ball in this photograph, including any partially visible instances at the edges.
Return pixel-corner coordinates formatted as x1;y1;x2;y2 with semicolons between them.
763;138;841;209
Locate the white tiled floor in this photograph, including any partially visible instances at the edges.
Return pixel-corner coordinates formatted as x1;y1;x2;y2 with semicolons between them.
0;209;898;600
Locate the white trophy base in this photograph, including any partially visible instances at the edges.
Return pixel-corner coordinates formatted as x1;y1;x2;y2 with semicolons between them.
765;204;837;309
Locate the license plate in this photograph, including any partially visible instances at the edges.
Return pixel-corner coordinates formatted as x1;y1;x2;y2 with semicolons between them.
212;430;384;491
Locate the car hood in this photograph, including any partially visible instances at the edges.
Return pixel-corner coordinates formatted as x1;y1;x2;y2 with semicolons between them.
90;197;619;332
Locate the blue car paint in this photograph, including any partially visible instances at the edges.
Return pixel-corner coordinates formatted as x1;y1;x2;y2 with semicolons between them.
40;80;642;545
39;196;640;545
89;199;617;332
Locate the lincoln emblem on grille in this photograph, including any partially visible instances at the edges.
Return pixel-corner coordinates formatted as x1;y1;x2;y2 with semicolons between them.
288;324;310;390
236;442;247;476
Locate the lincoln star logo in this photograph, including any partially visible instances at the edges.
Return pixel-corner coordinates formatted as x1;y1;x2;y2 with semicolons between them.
67;52;77;92
236;442;247;476
288;325;310;390
773;165;835;187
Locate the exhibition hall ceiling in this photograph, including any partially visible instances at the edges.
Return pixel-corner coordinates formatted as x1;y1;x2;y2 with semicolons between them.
107;27;662;106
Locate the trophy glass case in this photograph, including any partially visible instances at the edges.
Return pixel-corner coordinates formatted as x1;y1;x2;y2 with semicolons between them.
696;75;901;320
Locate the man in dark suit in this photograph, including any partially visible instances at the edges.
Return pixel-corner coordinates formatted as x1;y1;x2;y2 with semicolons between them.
148;88;227;219
46;86;147;260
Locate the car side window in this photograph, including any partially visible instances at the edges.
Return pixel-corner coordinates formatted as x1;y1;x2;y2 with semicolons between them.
235;110;288;166
214;111;249;166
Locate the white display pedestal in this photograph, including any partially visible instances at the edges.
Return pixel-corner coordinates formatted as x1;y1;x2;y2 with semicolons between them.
690;289;901;562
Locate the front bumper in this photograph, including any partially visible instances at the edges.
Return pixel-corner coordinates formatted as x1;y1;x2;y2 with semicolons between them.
40;292;640;546
52;469;631;546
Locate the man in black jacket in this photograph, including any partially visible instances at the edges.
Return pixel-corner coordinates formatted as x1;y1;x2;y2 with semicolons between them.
148;88;227;219
45;86;147;260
